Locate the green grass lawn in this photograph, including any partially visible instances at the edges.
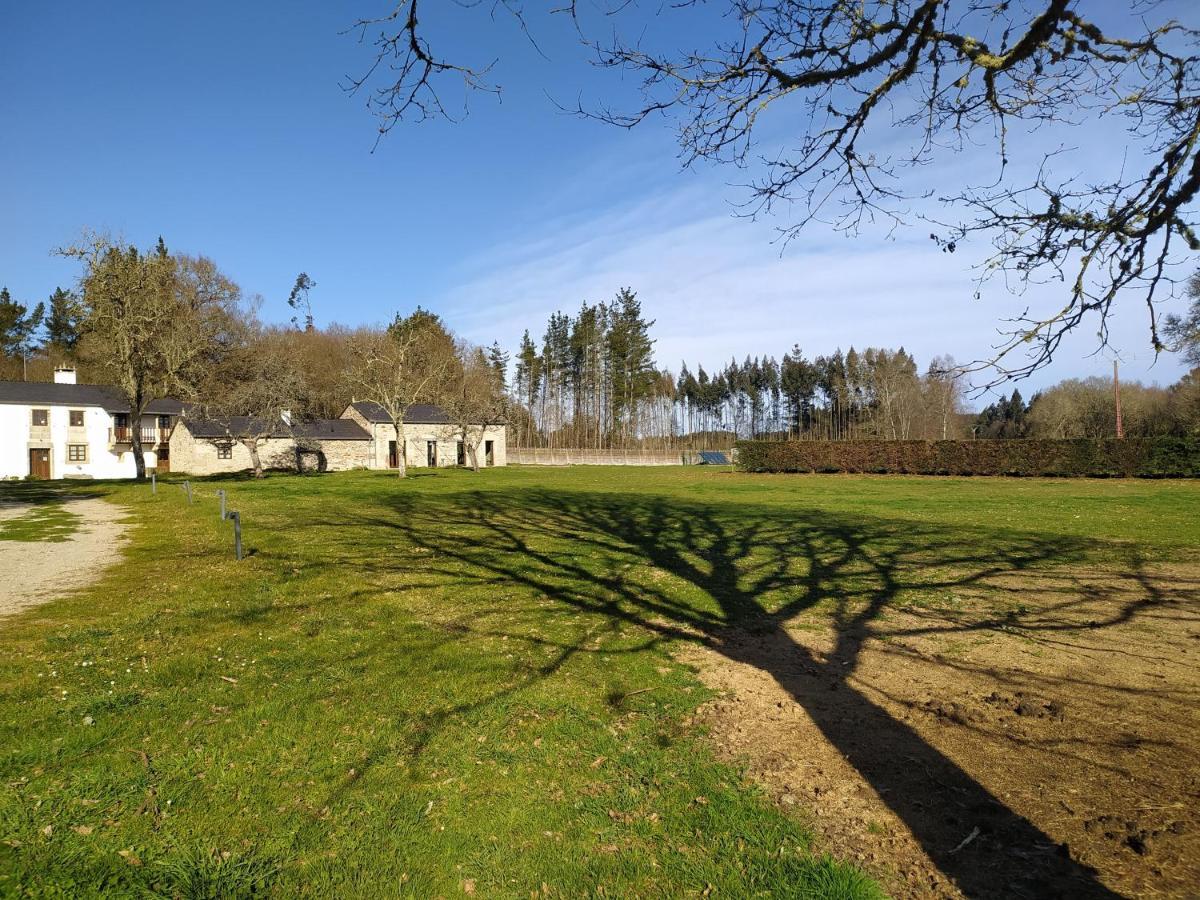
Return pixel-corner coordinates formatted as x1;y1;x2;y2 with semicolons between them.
1;467;1196;897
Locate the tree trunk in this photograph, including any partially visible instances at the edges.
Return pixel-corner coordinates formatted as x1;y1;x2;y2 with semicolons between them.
130;404;147;481
393;422;407;478
247;440;264;478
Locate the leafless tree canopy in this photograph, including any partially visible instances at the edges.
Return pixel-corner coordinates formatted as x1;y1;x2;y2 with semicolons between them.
349;1;1200;380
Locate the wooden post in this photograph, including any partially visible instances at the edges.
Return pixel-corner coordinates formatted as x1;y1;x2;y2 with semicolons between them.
151;471;156;494
229;511;243;560
217;489;226;521
184;480;193;504
1114;359;1125;439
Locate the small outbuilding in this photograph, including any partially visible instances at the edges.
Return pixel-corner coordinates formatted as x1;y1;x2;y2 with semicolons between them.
340;402;506;469
169;416;372;475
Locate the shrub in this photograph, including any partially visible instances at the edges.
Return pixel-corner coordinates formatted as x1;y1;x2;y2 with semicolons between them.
733;438;1200;478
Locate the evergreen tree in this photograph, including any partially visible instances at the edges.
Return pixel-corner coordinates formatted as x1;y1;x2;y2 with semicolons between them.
606;288;656;443
0;287;46;380
486;341;509;392
287;272;317;331
44;287;83;352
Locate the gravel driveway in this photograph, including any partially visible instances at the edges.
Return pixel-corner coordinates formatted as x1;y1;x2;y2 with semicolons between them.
0;497;130;618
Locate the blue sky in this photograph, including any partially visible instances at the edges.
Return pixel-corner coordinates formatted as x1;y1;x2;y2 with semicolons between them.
1;2;1192;403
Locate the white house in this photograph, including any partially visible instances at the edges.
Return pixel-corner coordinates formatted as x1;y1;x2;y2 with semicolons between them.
0;368;183;480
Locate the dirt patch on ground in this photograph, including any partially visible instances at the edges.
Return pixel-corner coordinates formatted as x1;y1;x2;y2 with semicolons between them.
681;564;1200;898
0;497;130;618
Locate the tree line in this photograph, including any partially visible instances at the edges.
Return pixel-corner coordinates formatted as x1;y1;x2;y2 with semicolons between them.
501;281;1200;447
5;240;1199;472
508;297;968;447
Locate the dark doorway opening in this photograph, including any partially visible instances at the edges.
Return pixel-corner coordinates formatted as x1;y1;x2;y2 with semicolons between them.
484;440;494;467
426;441;438;467
388;440;399;469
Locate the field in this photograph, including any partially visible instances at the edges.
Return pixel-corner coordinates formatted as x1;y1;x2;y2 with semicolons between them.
1;468;1197;898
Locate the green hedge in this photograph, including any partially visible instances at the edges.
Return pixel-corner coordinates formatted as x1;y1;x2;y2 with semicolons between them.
733;438;1200;478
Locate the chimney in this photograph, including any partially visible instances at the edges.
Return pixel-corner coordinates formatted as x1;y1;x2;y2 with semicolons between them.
54;366;77;385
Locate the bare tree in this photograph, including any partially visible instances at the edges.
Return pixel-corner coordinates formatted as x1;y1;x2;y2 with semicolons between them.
1164;269;1200;368
348;2;1200;380
924;355;965;440
348;313;456;478
62;234;240;480
199;331;309;478
439;342;507;471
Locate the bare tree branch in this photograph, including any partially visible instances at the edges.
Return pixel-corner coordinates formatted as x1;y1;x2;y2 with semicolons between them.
349;2;1200;381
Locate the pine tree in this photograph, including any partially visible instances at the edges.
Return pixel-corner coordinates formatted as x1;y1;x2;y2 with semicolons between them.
513;330;541;445
486;341;509;392
0;287;46;380
44;287;83;353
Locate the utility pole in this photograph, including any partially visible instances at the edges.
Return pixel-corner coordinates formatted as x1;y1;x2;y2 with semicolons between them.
1114;359;1125;439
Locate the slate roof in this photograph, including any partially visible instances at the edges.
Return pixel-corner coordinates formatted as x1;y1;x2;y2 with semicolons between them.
348;400;452;425
0;381;184;415
292;419;371;440
182;416;370;441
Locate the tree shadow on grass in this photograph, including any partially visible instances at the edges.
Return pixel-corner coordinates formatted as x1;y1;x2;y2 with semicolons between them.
332;485;1195;898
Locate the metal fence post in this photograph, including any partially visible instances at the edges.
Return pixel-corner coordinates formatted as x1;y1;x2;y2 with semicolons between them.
217;489;226;521
151;471;156;494
229;511;242;560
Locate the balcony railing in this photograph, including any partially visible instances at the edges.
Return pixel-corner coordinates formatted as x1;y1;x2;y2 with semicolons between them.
110;427;168;446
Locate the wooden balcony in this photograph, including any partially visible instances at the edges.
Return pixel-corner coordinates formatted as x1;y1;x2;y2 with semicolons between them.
109;427;168;447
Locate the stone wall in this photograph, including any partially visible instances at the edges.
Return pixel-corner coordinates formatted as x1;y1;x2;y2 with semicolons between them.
506;448;688;466
169;425;371;475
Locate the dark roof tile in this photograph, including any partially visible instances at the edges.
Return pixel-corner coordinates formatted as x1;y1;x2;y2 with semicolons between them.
182;416;369;441
349;400;451;424
0;381;182;414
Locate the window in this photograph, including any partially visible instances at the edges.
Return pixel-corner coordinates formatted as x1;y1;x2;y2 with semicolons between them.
31;409;48;427
68;444;88;462
217;444;233;460
70;410;85;427
158;415;171;430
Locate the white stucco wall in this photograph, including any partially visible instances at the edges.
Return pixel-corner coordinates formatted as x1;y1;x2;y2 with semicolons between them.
0;403;162;480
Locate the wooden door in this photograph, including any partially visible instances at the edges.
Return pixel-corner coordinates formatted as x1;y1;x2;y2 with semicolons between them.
156;446;170;473
29;448;50;479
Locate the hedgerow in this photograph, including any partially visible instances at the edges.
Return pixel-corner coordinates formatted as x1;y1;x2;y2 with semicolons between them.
733;438;1200;478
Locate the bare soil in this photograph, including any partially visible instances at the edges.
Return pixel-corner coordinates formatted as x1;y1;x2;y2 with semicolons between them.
0;497;130;618
681;564;1200;898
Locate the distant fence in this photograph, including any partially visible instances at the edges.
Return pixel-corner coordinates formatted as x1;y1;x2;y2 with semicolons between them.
735;438;1200;478
508;448;725;466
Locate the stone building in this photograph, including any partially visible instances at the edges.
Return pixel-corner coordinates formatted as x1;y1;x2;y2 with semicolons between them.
168;402;506;475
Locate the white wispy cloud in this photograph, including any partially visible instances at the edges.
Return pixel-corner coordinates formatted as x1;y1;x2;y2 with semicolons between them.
437;170;1189;400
